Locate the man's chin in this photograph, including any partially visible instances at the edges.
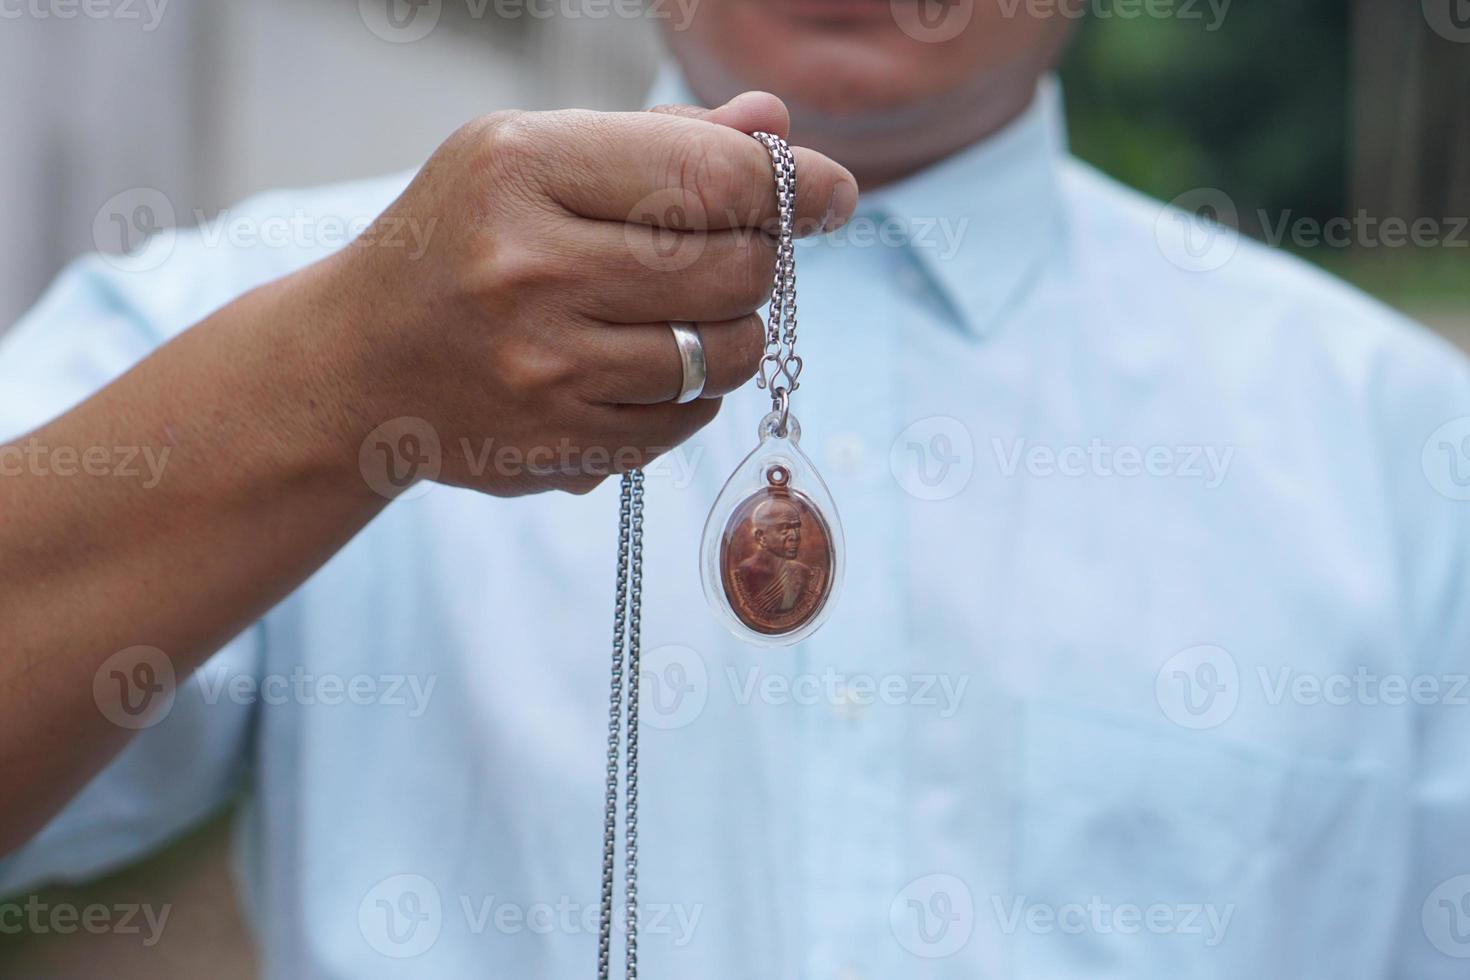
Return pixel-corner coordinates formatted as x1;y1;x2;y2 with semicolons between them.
730;35;941;116
668;4;959;118
766;0;898;28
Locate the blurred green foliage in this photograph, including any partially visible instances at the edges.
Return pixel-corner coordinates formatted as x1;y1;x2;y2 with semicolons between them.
1057;1;1470;308
1058;0;1350;239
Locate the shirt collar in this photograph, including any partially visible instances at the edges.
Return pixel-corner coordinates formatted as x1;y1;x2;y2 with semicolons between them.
644;67;1067;336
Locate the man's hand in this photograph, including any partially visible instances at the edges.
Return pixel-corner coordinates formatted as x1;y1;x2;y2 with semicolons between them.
0;93;854;851
325;92;857;496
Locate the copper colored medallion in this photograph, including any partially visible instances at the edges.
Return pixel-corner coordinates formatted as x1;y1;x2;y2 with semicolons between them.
719;465;834;636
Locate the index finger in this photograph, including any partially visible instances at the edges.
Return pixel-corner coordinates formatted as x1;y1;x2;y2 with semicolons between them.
532;108;858;236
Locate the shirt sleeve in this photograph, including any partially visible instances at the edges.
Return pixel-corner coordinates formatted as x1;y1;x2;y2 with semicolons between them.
1382;333;1470;976
0;175;412;893
0;174;414;893
0;197;311;893
0;258;268;894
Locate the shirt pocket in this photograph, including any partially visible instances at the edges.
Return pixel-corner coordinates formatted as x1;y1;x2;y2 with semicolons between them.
1010;698;1393;980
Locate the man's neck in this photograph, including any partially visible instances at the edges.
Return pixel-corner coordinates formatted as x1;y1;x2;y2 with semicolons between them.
677;59;1047;191
788;76;1039;191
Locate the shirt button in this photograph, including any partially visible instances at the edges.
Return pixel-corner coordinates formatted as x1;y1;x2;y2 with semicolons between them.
833;687;868;723
825;432;867;480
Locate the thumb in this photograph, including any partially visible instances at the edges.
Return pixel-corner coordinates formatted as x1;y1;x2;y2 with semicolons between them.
647;90;791;139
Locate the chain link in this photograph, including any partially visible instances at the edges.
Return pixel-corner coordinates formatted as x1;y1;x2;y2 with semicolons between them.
599;469;643;980
752;132;800;432
598;132;796;980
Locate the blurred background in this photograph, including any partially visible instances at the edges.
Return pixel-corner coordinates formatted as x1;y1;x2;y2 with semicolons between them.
0;0;1465;974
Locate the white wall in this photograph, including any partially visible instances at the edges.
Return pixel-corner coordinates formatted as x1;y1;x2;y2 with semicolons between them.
0;0;661;328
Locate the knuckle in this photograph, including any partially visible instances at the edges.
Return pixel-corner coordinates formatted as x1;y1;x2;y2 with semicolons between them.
499;339;576;402
476;108;521;135
676;135;740;223
481;110;539;173
647;103;701;119
487;241;546;294
448;112;504;151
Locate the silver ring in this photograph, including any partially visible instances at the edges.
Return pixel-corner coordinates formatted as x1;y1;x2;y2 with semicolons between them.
669;321;707;404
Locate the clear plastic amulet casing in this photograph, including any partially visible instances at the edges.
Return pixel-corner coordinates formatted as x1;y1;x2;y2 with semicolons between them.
700;411;844;647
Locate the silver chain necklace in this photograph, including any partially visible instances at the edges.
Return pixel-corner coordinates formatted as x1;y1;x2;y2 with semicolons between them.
600;131;838;980
753;131;802;429
599;467;643;980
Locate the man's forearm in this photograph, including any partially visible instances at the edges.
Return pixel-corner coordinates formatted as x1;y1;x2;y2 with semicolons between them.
0;94;858;856
0;255;386;854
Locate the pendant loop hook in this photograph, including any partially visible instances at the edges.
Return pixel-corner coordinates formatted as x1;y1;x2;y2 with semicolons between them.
771;386;791;438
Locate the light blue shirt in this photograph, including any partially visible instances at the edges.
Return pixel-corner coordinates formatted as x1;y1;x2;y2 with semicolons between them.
4;74;1470;979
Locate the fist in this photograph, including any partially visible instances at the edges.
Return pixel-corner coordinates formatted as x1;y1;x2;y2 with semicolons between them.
331;92;857;497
